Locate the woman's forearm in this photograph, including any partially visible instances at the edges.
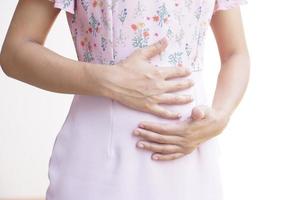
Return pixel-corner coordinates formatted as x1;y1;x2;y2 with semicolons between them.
0;40;112;98
211;52;250;119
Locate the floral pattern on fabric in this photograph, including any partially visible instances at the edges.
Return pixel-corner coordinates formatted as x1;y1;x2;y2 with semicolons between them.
48;0;247;71
214;0;248;14
48;0;75;14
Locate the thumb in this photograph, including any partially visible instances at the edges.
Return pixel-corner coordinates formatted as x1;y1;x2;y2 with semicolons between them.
140;37;168;59
191;105;208;121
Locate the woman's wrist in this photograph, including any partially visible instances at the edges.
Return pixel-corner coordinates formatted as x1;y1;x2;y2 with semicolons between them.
81;62;116;99
83;62;129;101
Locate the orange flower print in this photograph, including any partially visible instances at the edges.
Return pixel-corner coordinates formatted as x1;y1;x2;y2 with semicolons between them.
143;31;149;37
152;15;160;22
137;22;145;28
93;0;97;7
88;13;100;36
152;3;170;27
81;41;85;47
131;22;150;48
131;24;138;31
92;0;103;8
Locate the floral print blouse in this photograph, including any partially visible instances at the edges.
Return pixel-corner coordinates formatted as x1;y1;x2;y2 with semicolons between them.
48;0;247;72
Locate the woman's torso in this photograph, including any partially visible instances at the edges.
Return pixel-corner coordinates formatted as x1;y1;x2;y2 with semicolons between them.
61;0;217;155
46;1;222;199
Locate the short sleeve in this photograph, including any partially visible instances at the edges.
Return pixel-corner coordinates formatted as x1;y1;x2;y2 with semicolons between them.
213;0;248;14
48;0;75;14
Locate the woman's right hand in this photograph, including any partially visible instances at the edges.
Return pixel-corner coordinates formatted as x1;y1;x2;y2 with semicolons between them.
95;37;195;119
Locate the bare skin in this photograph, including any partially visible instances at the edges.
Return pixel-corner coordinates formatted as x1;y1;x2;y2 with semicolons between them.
0;1;250;162
0;0;194;120
132;7;251;161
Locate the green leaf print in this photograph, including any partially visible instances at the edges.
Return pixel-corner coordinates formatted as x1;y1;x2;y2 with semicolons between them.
168;52;183;66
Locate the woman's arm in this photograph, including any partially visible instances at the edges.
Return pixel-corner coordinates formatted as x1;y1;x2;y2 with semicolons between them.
210;7;250;121
0;0;195;119
0;0;110;96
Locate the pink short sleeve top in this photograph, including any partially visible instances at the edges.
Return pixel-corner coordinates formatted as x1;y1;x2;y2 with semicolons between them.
48;0;247;71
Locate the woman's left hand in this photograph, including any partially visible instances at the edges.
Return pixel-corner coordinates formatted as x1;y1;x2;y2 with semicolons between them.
133;105;230;161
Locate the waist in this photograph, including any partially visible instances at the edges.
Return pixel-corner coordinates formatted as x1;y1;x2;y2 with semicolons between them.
68;72;207;124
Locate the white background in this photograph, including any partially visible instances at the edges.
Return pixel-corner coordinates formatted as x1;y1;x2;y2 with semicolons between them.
1;0;300;199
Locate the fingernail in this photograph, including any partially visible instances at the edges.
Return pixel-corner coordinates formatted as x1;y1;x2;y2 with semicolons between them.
177;113;182;118
153;155;159;160
138;123;144;128
160;37;167;45
133;129;140;136
138;143;144;148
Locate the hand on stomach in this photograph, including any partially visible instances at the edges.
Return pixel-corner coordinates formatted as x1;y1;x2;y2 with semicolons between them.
102;37;196;120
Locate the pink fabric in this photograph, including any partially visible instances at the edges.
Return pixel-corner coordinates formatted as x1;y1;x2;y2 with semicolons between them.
48;0;75;14
46;0;247;200
214;0;248;14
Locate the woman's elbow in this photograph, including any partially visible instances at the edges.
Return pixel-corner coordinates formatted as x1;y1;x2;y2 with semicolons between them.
0;41;24;78
0;44;14;77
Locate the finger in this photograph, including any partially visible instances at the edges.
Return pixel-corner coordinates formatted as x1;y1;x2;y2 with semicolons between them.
191;106;206;121
148;104;182;119
152;152;185;161
133;128;182;145
140;37;168;59
136;140;182;154
163;79;194;93
138;121;186;136
157;66;191;80
154;93;194;105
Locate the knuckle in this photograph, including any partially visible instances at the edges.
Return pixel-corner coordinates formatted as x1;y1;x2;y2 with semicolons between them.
176;81;185;88
178;67;187;75
173;95;180;102
159;125;168;133
157;136;166;143
154;109;165;118
158;146;166;153
178;137;188;147
143;73;153;80
144;101;153;110
153;69;165;79
146;144;153;150
150;95;161;103
154;81;163;90
173;67;180;76
155;145;165;153
153;42;161;51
